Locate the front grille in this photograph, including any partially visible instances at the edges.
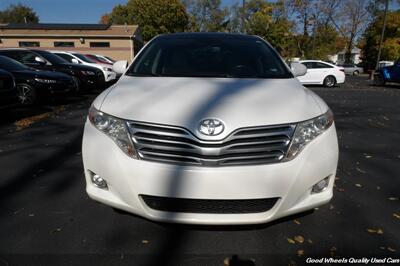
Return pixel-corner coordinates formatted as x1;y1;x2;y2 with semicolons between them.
128;121;295;166
141;195;279;214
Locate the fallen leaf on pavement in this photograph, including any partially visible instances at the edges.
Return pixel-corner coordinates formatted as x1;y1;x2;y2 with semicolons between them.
293;219;301;225
308;239;313;244
287;238;295;244
367;228;383;234
141;240;149;244
393;213;400;219
294;236;304;243
355;183;362;187
356;167;366;173
388;197;399;201
223;257;230;266
387;247;396;252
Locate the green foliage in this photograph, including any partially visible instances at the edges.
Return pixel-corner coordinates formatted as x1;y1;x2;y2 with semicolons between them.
185;0;228;32
0;3;39;23
309;25;345;60
360;10;400;69
103;0;188;41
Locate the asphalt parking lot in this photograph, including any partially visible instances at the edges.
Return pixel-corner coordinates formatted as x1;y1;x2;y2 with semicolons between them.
0;76;399;266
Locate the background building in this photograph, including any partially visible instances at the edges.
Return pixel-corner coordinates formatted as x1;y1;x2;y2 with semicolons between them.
0;23;143;61
329;48;362;65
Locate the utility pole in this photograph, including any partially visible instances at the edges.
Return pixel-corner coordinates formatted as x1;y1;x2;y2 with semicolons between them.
375;0;389;71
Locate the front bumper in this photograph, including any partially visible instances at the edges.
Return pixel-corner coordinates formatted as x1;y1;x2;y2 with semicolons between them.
82;121;339;225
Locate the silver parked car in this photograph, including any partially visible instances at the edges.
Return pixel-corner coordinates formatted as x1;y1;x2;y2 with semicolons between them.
338;64;363;75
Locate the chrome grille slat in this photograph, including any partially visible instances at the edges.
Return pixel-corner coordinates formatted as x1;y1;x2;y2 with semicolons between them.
128;122;295;166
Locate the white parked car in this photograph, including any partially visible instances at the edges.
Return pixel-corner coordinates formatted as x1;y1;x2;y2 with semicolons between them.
297;60;345;87
50;51;116;82
82;33;339;225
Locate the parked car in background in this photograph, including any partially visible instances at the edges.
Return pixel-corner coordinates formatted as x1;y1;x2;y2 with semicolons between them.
298;60;345;87
95;54;115;64
337;63;364;75
0;48;105;92
82;33;338;225
85;54;112;65
0;69;18;108
0;55;75;105
51;51;116;83
374;58;400;86
378;61;394;68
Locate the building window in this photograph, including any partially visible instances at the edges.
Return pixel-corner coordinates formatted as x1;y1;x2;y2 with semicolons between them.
19;41;40;47
54;41;75;47
90;42;110;48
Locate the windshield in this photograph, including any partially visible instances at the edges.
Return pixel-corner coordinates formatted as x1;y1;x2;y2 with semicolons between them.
0;55;29;71
34;50;69;64
126;36;292;78
73;53;96;63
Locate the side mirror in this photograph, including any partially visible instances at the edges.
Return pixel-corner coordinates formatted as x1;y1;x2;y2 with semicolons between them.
291;62;307;77
71;58;80;64
113;60;128;74
35;56;46;65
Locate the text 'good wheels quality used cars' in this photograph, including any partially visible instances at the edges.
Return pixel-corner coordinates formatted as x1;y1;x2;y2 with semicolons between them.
82;33;339;225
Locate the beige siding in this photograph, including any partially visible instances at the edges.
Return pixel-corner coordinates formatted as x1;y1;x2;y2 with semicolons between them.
0;37;134;62
0;25;141;62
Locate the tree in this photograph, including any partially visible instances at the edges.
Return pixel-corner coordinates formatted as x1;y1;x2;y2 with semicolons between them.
232;0;295;57
185;0;229;32
360;10;400;69
0;3;39;24
101;0;188;41
287;0;343;59
329;0;371;63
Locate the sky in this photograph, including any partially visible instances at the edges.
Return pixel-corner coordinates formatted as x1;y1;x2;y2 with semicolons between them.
0;0;237;24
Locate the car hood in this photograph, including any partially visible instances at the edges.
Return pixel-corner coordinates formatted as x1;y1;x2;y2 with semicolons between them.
99;76;326;139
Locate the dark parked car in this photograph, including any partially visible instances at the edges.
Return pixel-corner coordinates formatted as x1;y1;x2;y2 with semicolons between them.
374;58;400;86
0;49;104;92
0;55;76;105
0;69;18;108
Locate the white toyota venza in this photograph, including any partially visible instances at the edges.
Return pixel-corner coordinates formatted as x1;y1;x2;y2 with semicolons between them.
82;33;339;225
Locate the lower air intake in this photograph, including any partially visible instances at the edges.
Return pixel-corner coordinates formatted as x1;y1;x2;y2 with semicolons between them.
140;195;279;214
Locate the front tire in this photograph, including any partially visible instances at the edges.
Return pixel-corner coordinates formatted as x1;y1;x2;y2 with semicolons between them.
17;84;37;105
323;76;336;88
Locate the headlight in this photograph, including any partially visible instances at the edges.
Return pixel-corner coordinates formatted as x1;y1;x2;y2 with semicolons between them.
81;70;96;75
102;67;113;72
34;78;57;83
88;106;137;158
284;110;334;161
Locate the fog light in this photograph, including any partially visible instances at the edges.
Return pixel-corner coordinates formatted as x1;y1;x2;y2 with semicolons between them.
91;174;108;189
312;177;330;194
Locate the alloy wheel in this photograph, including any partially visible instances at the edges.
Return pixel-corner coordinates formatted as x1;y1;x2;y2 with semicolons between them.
17;84;35;105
